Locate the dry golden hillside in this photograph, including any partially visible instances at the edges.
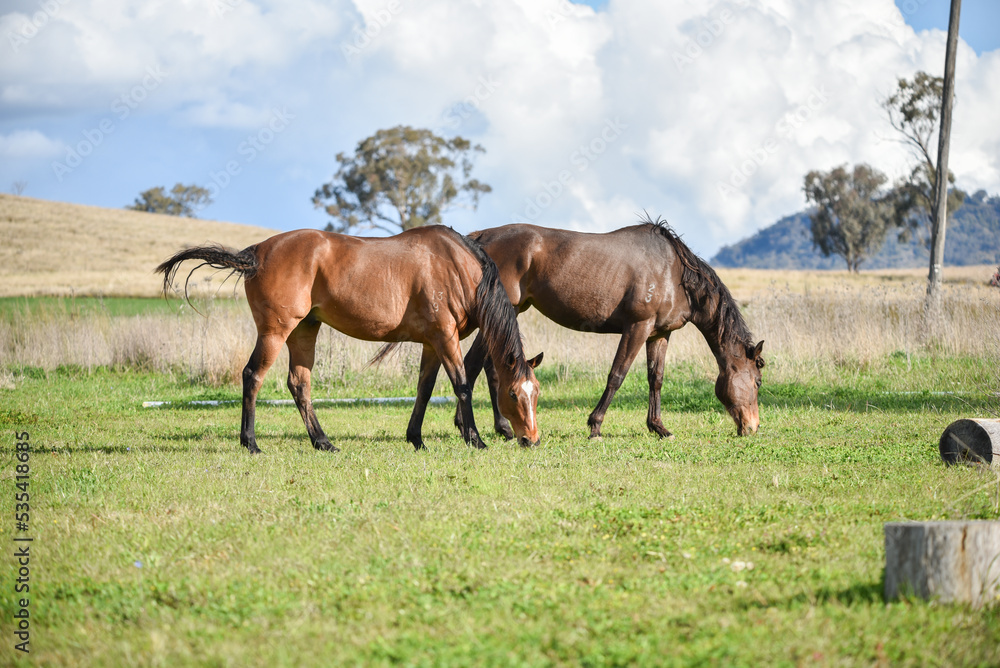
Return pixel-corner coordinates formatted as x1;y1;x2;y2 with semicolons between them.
1;193;995;299
0;194;279;297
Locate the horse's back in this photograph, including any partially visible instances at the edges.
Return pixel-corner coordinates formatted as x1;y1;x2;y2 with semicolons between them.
473;223;686;332
246;227;482;341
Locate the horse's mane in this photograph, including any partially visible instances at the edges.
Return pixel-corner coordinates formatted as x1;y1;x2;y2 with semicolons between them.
369;227;528;376
449;228;531;377
640;213;755;350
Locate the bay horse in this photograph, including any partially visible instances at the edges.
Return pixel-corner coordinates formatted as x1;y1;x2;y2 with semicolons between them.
156;226;543;453
458;216;764;439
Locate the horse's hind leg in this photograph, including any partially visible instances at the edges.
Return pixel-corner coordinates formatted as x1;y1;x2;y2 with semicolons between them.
587;321;654;438
241;333;286;454
645;335;673;439
286;316;337;452
407;345;441;451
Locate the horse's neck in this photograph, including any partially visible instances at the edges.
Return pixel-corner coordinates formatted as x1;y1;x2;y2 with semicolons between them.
688;291;741;369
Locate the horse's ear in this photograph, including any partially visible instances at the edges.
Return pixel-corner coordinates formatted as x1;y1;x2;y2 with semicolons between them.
752;340;765;368
505;352;517;370
527;352;544;369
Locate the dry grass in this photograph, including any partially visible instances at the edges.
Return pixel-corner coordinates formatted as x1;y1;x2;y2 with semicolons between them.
2;194;998;389
0;193;277;297
715;264;999;301
1;283;996;392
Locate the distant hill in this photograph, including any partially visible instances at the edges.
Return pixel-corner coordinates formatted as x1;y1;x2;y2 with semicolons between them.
0;194;278;297
711;190;1000;270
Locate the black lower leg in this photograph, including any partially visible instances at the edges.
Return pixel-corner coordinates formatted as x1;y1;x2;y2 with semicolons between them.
407;347;440;451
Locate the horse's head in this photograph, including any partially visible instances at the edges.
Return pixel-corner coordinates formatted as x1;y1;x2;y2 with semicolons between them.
715;340;765;436
495;352;544;447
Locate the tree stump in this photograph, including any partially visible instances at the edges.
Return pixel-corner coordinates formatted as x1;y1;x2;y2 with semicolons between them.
884;521;1000;608
939;418;1000;467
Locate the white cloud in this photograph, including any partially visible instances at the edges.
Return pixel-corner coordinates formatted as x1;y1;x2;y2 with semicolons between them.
0;130;65;159
0;0;346;119
1;0;998;256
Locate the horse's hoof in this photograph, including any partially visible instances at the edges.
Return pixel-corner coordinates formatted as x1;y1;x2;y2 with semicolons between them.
314;440;340;453
411;441;427;452
648;424;674;440
495;425;515;441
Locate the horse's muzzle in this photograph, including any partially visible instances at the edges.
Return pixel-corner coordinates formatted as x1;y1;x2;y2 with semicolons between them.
732;406;760;436
519;436;540;448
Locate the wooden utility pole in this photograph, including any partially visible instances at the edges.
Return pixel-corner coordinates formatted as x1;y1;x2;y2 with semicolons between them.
925;0;961;313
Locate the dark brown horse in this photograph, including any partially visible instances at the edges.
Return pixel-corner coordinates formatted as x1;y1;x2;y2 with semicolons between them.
156;226;543;453
458;216;764;439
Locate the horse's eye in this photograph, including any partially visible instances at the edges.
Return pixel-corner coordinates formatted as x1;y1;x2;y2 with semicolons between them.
755;378;762;389
509;390;517;400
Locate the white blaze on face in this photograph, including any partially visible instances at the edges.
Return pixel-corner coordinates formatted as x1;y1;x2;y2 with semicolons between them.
521;380;535;431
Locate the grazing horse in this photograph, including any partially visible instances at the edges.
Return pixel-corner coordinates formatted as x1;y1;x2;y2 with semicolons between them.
156;226;543;453
458;216;764;439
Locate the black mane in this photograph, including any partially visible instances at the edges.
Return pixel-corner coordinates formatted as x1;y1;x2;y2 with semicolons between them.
449;228;531;377
641;214;755;350
370;227;529;375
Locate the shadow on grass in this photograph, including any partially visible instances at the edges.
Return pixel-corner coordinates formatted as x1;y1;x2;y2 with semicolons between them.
737;581;885;612
762;384;998;414
536;377;997;416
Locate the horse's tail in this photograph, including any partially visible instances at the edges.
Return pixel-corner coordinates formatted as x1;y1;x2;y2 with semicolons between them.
155;243;259;304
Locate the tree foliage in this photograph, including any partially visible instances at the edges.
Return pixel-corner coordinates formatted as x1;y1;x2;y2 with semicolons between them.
882;72;964;244
127;183;212;217
803;164;895;273
313;126;492;235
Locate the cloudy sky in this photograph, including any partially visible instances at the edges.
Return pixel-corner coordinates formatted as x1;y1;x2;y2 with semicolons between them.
2;0;998;258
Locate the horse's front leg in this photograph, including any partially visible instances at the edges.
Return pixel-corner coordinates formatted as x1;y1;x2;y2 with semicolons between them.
587;321;654;438
438;336;486;449
456;333;513;440
482;356;514;440
406;345;441;451
455;332;485;428
645;335;674;439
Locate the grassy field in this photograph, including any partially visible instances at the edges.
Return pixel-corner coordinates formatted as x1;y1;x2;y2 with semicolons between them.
2;197;1000;665
0;354;998;666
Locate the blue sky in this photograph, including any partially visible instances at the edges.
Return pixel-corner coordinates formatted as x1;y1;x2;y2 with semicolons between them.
2;0;998;258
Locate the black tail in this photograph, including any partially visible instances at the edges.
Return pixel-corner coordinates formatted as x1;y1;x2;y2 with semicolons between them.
155;243;259;304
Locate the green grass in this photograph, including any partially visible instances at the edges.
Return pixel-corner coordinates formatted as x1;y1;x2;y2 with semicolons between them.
1;357;999;666
0;296;244;322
